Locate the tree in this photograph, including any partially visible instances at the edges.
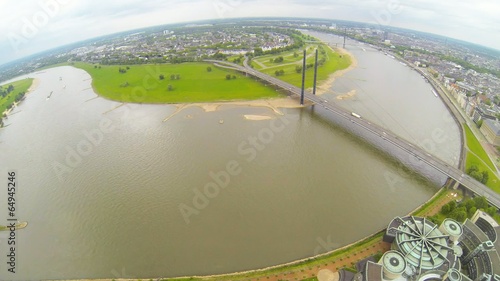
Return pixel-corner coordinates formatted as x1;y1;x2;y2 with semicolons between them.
170;74;176;80
481;171;489;184
441;204;451;215
452;209;467;222
447;201;457;212
7;85;14;93
295;65;303;74
486;206;497;216
467;165;489;184
253;48;264;56
159;74;165;80
293;52;299;58
207;67;212;72
226;74;231;80
176;74;180;80
167;84;173;91
273;56;284;63
232;75;236;80
464;199;475;211
468;206;477;218
15;92;25;102
473;196;488;210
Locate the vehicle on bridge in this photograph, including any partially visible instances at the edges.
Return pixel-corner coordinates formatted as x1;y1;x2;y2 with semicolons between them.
351;112;361;118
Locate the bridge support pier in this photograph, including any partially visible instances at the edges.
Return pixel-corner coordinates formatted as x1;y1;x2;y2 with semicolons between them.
300;50;306;105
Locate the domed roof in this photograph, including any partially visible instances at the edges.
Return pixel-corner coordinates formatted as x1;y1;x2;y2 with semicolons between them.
382;251;407;274
442;219;463;237
393;217;453;273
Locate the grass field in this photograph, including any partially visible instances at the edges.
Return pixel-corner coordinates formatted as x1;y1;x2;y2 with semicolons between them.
464;125;500;193
0;78;34;114
253;45;317;69
72;62;281;103
252;45;351;89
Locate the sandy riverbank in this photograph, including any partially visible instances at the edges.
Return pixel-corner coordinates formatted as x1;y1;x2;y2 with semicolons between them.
244;114;273;120
336;89;357;100
162;96;312;122
316;46;358;95
28;78;40;93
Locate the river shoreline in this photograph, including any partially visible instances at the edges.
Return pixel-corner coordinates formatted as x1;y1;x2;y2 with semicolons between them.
316;46;358;96
1;78;39;117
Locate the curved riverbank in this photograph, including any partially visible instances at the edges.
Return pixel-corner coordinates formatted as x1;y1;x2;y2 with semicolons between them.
1;78;36;117
316;47;358;95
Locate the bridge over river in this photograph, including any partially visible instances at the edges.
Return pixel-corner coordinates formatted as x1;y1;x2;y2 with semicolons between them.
206;58;500;209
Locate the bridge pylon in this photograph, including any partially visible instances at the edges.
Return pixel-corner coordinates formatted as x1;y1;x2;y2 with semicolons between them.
300;49;306;105
313;49;319;95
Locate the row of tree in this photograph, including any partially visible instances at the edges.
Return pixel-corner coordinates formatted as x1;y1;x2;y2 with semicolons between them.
294;62;316;74
427;195;496;225
159;74;181;80
0;84;15;98
271;56;284;63
467;165;489;184
275;69;285;76
118;66;130;73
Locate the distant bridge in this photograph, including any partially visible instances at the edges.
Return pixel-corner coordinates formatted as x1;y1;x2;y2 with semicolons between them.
205;58;500;208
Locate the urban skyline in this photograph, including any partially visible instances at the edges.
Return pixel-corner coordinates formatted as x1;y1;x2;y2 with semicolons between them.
0;0;499;66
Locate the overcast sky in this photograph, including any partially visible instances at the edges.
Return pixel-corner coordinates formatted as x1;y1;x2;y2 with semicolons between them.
1;0;499;65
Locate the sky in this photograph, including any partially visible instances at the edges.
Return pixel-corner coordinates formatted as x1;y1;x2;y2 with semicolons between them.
0;0;499;65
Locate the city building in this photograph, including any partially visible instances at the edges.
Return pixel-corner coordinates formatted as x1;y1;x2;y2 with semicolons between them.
480;120;500;146
358;213;500;281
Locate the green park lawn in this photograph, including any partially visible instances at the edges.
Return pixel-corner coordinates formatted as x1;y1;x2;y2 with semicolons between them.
252;44;351;89
253;45;318;69
72;62;280;103
464;125;500;193
0;78;34;114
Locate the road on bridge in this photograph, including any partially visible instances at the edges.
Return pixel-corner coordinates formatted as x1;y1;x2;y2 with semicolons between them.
205;58;500;208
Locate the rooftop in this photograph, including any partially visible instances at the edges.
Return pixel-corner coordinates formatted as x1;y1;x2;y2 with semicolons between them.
484;120;500;136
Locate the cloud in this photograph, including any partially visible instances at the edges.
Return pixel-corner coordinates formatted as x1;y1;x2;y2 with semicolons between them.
0;0;499;65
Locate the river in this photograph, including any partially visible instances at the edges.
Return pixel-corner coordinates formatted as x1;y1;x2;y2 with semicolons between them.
0;31;460;280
